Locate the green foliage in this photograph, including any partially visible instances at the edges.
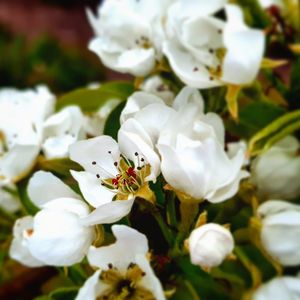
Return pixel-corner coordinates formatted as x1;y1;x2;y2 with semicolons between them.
103;101;126;139
226;101;286;139
56;81;133;112
248;109;300;155
0;28;104;93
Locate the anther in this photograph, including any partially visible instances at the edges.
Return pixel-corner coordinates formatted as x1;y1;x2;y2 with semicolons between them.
92;161;96;165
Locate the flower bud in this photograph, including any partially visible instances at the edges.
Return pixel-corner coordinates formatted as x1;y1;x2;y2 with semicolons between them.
251;136;300;200
258;200;300;266
188;223;234;269
252;276;300;300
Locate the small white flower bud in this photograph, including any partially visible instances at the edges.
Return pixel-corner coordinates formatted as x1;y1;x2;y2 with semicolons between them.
258;200;300;266
188;223;234;269
251;136;300;200
252;276;300;300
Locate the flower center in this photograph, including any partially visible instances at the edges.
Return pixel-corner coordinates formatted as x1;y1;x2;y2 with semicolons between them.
208;48;227;80
97;262;155;300
93;152;151;199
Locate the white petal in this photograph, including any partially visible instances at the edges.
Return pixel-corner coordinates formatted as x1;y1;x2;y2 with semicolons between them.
89;39;156;77
28;171;80;208
207;170;249;203
222;4;265;84
258;200;300;219
163;40;222;88
80;198;134;226
133;103;175;143
70;136;120;178
71;170;115;208
43;106;84;138
0;145;39;181
42;197;90;218
253;276;300;300
118;121;161;182
172;86;204;112
42;135;77;159
75;270;106;300
9;216;44;267
120;92;164;124
158;143;201;198
0;181;20;213
136;254;166;300
28;209;94;266
88;225;148;270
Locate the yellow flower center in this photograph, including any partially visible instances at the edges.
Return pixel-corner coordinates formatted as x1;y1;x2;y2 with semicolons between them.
97;263;155;300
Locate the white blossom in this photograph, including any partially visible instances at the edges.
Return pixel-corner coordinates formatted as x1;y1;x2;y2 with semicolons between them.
258;200;300;266
10;171;95;266
251;136;300;200
70;134;160;226
163;2;265;88
0;86;55;212
188;223;234;269
76;225;165;300
42;106;86;159
156;89;248;203
87;0;171;76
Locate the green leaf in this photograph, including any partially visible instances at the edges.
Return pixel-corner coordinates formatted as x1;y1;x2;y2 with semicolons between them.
248;109;300;155
226;101;286;139
176;256;229;300
103;101;126;140
37;157;83;177
49;287;79;300
56;81;134;112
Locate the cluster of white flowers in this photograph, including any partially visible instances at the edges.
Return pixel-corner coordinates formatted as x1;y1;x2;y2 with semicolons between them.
88;0;265;88
2;0;300;299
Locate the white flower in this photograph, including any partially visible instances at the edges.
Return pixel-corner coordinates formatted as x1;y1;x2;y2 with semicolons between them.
87;0;171;76
157;94;249;203
252;276;300;300
0;86;55;212
188;223;234;269
10;171;95;266
42;106;86;159
83;98;121;137
141;76;175;106
251;136;300;200
0;86;55;182
163;2;265;88
76;225;165;300
257;200;300;266
70;134;160;226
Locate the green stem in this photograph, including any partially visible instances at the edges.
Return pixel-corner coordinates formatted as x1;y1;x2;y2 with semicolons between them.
234;246;262;289
178;202;199;239
166;191;177;228
184;280;201;300
153;212;174;246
